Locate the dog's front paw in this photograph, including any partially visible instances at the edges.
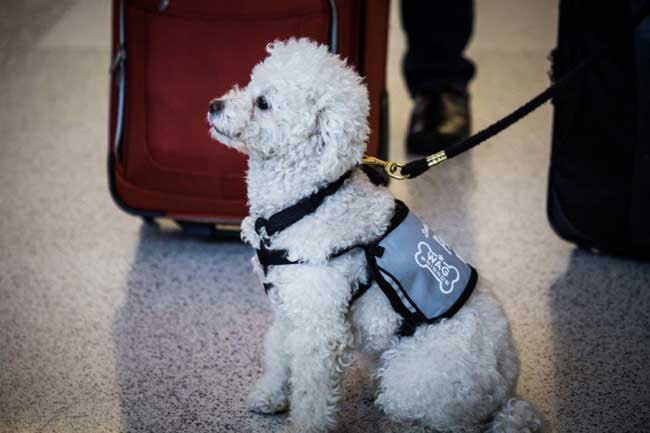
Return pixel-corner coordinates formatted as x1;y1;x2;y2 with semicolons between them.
240;216;259;246
248;388;289;414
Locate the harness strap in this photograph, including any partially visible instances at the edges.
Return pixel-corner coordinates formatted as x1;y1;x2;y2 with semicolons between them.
254;170;357;293
349;281;372;305
257;243;296;294
257;242;296;275
257;242;371;296
255;171;353;238
253;169;394;300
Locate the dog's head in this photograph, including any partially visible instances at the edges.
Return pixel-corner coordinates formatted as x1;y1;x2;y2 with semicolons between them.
207;38;369;181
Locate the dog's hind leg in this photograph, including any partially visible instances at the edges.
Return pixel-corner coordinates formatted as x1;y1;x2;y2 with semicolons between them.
374;298;512;433
248;308;291;414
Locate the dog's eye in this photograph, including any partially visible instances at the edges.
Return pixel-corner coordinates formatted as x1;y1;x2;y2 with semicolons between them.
256;96;270;110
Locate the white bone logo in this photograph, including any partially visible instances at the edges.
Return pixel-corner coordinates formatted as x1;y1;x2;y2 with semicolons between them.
414;241;460;294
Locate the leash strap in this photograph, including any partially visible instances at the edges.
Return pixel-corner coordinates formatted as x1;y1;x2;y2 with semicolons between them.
401;58;591;178
366;1;650;180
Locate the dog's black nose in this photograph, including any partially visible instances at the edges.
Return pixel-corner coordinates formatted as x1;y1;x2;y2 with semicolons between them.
209;99;224;115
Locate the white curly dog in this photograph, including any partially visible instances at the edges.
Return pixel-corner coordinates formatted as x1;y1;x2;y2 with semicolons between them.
207;38;541;433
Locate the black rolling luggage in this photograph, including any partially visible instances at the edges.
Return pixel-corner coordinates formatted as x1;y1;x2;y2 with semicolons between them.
548;1;650;258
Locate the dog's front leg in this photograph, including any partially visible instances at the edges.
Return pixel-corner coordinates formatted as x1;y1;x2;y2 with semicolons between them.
287;313;351;433
248;308;291;414
278;266;353;433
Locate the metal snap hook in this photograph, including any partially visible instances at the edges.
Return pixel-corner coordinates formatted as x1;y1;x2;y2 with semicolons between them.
361;156;410;180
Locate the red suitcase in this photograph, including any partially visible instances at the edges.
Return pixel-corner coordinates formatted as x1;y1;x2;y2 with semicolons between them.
108;0;389;230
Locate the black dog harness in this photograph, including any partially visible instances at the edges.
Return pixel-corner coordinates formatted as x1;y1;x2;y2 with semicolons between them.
253;168;478;336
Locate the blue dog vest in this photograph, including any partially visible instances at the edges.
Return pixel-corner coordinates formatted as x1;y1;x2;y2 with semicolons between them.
364;200;477;334
254;169;478;336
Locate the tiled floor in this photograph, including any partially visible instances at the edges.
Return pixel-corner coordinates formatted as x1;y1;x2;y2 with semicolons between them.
1;1;649;432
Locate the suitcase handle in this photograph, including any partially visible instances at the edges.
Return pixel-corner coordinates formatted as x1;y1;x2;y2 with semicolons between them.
111;0;126;161
327;0;338;54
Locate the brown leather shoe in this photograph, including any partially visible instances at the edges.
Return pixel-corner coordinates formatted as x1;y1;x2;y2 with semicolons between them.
406;89;471;155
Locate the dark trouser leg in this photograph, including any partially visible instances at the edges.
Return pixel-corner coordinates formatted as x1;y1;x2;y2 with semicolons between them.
401;0;475;97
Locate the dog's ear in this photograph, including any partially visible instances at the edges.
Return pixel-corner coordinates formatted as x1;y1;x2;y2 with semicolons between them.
315;95;369;180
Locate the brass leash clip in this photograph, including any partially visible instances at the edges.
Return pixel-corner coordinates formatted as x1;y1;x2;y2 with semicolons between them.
362;150;448;180
361;156;410;180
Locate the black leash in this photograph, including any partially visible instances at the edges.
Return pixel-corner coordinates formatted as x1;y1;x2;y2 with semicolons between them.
401;57;591;178
364;1;650;180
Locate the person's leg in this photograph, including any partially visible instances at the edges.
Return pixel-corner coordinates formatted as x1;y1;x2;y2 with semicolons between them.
401;0;475;96
402;0;475;154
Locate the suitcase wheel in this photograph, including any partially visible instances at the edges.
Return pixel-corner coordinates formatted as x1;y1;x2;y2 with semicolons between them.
176;221;218;237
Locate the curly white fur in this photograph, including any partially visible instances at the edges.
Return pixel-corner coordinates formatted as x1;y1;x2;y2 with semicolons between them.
208;38;541;433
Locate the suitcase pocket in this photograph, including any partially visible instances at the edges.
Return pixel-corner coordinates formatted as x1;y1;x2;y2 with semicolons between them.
114;0;330;195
